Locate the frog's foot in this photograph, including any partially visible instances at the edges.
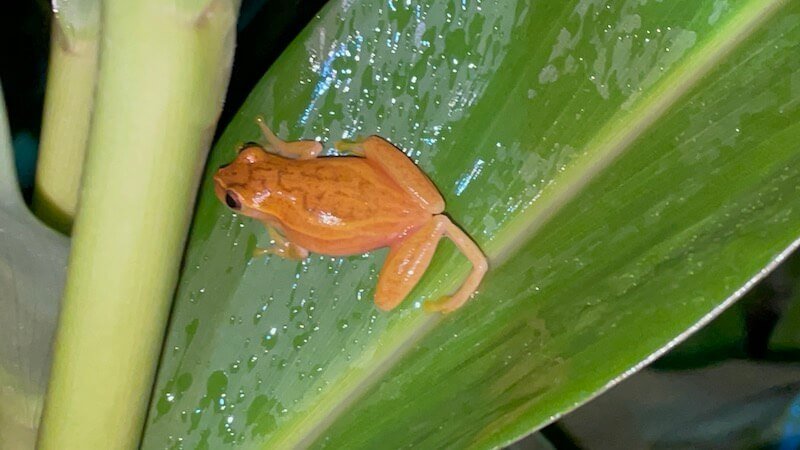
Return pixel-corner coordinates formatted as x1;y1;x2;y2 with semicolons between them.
374;215;487;312
333;139;367;156
253;225;309;260
255;116;322;160
423;296;463;314
253;244;308;261
422;296;448;313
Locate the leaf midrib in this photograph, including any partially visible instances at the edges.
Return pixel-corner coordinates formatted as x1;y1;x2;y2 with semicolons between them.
264;1;786;448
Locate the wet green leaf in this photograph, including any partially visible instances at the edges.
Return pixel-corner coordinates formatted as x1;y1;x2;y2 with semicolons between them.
142;0;800;448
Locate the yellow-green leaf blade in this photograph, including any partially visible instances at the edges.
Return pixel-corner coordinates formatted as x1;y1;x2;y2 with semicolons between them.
142;0;800;448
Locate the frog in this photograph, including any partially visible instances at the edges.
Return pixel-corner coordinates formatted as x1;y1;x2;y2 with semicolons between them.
213;117;488;313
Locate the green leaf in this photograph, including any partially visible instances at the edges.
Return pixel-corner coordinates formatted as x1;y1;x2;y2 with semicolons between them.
142;0;800;448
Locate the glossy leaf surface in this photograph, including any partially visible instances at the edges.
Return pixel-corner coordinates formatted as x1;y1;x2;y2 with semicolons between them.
143;0;800;448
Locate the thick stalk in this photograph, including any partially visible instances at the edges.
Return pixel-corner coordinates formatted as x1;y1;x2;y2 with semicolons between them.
33;22;99;234
37;0;239;448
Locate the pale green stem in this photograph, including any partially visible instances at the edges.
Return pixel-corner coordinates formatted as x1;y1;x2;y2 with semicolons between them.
37;0;239;448
33;0;100;233
32;12;100;234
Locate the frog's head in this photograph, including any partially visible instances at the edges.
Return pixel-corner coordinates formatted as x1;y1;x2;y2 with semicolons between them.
213;144;276;219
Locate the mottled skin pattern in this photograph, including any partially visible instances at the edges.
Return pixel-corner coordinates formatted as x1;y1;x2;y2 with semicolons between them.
213;119;487;312
216;152;432;255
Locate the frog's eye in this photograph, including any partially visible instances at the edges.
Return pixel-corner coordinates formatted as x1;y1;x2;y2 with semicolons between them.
225;190;241;210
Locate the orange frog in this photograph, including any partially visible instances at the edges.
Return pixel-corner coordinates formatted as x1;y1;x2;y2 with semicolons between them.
213;117;487;312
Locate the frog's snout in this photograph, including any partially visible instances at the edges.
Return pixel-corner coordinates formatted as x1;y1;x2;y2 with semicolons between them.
212;173;227;202
212;170;224;187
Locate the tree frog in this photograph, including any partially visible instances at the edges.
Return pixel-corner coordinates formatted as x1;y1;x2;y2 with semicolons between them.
213;117;488;313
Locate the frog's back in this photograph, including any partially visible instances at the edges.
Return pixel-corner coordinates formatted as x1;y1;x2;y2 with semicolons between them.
264;156;432;254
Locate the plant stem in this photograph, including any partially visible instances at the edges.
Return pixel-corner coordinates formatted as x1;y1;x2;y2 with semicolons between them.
37;1;239;448
32;17;100;234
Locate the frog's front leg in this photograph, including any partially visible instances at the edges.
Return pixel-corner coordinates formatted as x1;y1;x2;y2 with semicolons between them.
253;116;322;160
253;225;309;260
375;215;487;313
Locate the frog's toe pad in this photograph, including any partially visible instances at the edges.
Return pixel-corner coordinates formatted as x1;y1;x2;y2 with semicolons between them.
423;296;454;314
252;247;273;258
334;139;366;155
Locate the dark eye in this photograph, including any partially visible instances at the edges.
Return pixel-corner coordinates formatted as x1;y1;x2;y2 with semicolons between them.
225;191;241;210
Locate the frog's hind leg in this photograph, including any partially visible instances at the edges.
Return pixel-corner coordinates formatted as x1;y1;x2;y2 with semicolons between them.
253;225;308;260
375;215;487;312
255;116;322;160
335;136;445;213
